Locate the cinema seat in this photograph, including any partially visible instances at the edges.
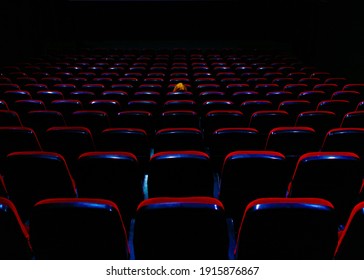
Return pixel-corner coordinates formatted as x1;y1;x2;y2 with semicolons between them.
132;197;230;260
29;198;129;260
0;197;32;259
0;127;42;175
147;151;215;198
249;110;291;136
43;126;96;172
288;152;363;225
4;151;77;222
335;202;364;259
76;152;144;229
98;128;150;168
0;110;23;127
235;198;338;259
208;128;264;171
220;151;289;226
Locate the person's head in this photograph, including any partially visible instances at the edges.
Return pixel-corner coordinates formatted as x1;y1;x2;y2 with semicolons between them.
173;82;188;92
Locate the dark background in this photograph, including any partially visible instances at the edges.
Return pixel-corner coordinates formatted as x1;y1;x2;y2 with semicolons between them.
0;0;362;81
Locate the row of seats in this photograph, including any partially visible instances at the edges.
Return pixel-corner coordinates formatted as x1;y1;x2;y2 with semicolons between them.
0;81;361;97
0;106;363;141
0;149;362;229
0;122;363;171
2;196;364;260
0;86;362;113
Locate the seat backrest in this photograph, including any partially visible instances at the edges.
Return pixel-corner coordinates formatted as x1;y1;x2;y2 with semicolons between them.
288;152;363;224
76;152;144;228
4;151;77;221
29;198;129;260
0;127;42;175
154;128;204;153
0;197;32;259
43;126;96;171
335;201;364;259
147;151;215;198
133;197;229;260
220;151;289;222
235;198;338;259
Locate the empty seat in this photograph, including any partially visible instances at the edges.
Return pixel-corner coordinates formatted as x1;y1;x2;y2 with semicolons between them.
48;99;83;124
321;127;364;163
220;151;289;224
278;100;313;120
249;110;291;135
311;72;331;82
331;91;361;105
2;90;32;109
80;83;105;96
265;91;294;107
202;110;247;139
198;91;226;103
0;197;33;259
0;110;22;126
4;152;77;221
69;110;110;137
209;128;264;171
153;128;205;153
101;91;129;107
22;84;48;96
0;127;42;174
254;83;280;96
52;83;77;98
29;198;129;260
113;110;154;135
283;83;309;95
288;152;363;225
235;198;338;259
0;100;9;110
13;100;46;118
133;91;161;103
317;100;353;120
87;100;121;119
98;128;150;167
325;77;347;88
163;100;197;111
24;110;66;141
295;111;339;141
69;91;96;107
132;197;229;260
231;91;260;105
313;83;340;96
265;127;319;173
76;152;144;228
0;84;20;94
342;83;364;97
201;100;236;115
341;111;364;128
297;90;330;107
240;100;274;119
127;100;159;115
43;126;96;172
335;201;364;259
34;91;64;106
147;151;215;198
157;110;200;130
